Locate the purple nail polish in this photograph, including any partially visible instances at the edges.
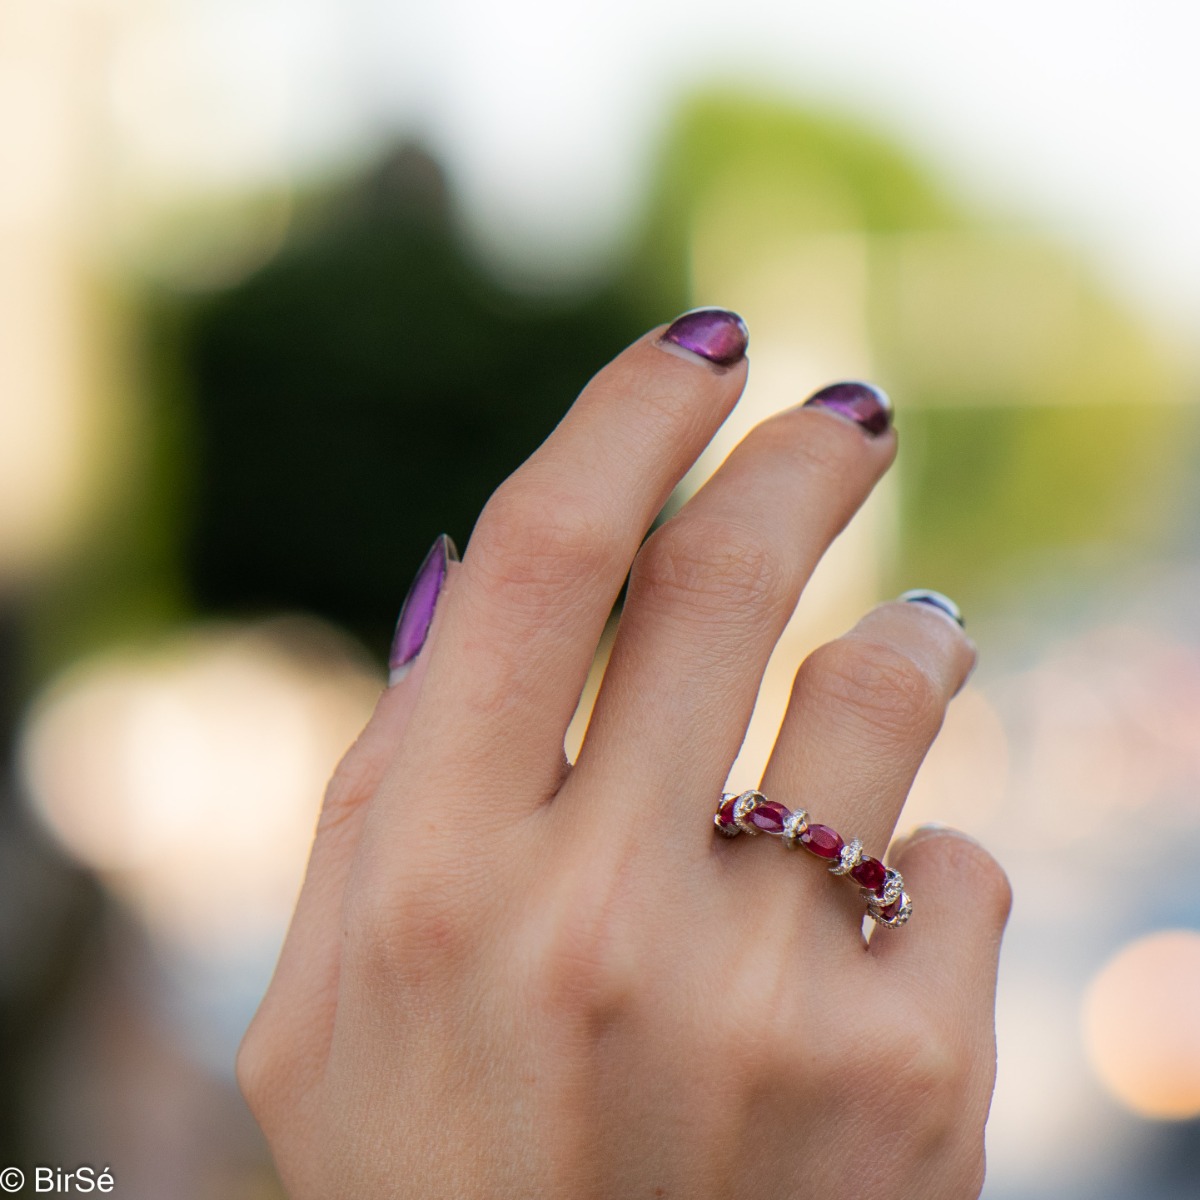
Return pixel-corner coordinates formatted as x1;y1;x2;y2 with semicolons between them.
802;381;892;437
899;588;964;628
388;534;458;684
658;307;749;367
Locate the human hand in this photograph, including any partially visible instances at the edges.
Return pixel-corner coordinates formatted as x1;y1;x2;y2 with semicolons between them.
238;309;1011;1199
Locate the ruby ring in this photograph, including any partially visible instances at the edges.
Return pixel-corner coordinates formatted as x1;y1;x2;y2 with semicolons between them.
714;790;912;929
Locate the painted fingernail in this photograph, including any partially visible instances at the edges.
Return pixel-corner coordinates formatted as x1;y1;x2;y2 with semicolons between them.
899;588;965;628
388;534;458;685
897;823;987;855
801;381;892;437
658;307;749;367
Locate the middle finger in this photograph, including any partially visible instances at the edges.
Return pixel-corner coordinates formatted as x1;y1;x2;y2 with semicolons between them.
565;383;895;834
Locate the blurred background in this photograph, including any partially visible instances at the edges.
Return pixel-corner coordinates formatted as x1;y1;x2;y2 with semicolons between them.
3;1;1200;1196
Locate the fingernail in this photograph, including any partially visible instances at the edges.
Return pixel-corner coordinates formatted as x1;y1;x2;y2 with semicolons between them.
899;588;965;628
801;381;892;437
388;534;458;685
896;823;987;856
658;307;749;368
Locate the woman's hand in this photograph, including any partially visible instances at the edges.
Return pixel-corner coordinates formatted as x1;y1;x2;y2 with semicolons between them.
238;310;1011;1199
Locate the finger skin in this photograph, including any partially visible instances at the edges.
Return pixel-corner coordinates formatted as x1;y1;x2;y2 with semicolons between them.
871;828;1011;1162
566;404;895;834
238;316;1011;1199
373;326;749;824
760;599;976;865
240;580;450;1093
253;321;748;1064
873;827;1011;993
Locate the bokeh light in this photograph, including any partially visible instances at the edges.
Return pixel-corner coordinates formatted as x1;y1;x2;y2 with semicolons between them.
1083;931;1200;1121
5;1;1200;1195
19;619;379;958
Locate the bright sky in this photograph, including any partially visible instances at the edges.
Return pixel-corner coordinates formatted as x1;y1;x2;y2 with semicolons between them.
125;0;1200;337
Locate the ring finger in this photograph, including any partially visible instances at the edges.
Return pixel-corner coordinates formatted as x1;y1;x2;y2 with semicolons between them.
755;593;975;928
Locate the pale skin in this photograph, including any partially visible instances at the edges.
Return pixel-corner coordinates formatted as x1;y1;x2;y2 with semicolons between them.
238;324;1012;1198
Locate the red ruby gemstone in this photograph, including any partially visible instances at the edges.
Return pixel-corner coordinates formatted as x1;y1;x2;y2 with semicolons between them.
799;824;844;859
748;800;790;834
850;856;887;894
716;795;739;830
879;897;903;920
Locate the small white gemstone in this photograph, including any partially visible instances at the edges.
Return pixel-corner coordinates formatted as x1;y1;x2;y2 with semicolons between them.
714;794;740;837
829;837;864;875
867;891;913;929
782;808;810;847
871;868;904;906
733;790;766;835
714;810;739;837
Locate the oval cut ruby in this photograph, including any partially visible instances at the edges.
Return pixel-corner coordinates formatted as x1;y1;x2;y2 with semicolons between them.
716;795;739;830
850;856;887;894
799;824;844;859
748;800;790;835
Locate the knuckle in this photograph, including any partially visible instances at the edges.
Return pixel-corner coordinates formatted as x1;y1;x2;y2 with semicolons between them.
715;951;816;1088
518;872;636;1021
317;749;377;836
990;863;1015;926
922;835;1013;928
536;926;629;1020
471;480;619;605
235;1017;281;1115
633;516;788;618
877;1014;965;1135
960;1150;988;1200
342;887;399;974
740;1015;819;1099
234;1029;267;1110
799;638;944;742
342;859;478;985
965;851;1013;929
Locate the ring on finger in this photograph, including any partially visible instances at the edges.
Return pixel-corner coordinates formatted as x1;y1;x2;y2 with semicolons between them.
715;791;912;928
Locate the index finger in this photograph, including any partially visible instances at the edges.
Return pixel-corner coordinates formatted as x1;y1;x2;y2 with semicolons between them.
378;310;752;817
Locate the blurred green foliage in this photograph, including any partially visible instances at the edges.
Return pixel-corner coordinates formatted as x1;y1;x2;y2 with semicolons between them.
28;88;1196;673
631;90;964;310
632;90;1194;610
8;83;1200;1200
